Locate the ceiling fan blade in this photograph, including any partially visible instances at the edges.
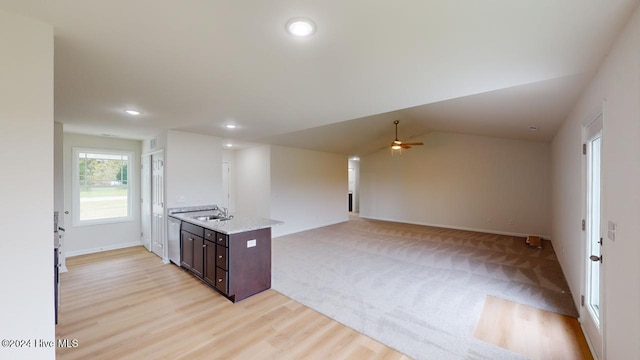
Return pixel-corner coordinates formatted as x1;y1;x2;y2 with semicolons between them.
390;121;422;150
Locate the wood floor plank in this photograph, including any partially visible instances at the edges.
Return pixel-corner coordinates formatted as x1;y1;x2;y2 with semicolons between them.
58;246;589;360
474;295;593;360
56;246;408;359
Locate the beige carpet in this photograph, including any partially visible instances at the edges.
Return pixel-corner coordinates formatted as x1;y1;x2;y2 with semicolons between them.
272;215;577;359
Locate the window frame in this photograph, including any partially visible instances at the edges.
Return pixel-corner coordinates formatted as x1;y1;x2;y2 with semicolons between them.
72;147;135;226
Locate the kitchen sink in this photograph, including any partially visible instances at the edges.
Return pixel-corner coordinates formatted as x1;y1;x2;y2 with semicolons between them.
192;214;233;222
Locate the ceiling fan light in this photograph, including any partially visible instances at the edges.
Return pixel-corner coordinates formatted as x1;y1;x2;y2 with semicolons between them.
391;144;402;150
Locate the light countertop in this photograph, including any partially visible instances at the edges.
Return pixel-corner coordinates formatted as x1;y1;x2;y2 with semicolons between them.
169;210;282;235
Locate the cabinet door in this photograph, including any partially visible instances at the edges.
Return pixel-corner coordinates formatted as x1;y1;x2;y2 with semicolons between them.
204;240;216;286
192;235;204;278
181;230;194;270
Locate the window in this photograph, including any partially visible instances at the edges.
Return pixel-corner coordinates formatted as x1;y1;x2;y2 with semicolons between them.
72;148;134;225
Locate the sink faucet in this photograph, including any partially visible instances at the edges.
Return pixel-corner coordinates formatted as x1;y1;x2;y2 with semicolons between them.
219;207;229;217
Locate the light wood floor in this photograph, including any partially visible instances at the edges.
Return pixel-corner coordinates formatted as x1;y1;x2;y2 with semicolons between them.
56;246;410;360
474;295;593;360
57;246;593;360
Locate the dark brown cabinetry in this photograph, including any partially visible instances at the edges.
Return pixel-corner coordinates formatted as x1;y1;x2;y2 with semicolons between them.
224;228;271;302
203;239;217;286
180;223;272;302
181;230;194;270
181;222;204;276
192;235;204;278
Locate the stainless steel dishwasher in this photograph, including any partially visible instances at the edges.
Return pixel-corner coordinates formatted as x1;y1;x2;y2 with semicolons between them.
167;216;181;265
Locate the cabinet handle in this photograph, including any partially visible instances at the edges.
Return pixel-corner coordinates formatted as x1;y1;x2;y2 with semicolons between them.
203;244;206;248
188;237;193;241
218;255;222;258
218;278;222;282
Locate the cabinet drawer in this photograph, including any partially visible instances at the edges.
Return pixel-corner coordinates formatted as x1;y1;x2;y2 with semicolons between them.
204;229;215;241
215;267;228;294
182;222;204;237
216;233;228;247
216;244;228;270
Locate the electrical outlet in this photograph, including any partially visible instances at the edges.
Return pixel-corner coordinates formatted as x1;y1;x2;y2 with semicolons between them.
247;239;256;248
607;221;616;241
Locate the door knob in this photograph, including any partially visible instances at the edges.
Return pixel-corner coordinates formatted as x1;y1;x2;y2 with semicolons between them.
589;255;603;263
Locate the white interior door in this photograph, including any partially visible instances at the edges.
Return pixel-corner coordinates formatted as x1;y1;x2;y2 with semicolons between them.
583;115;603;359
141;155;151;251
151;152;165;258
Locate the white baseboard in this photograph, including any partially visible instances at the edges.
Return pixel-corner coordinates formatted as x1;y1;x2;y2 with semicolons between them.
66;241;142;258
358;215;552;240
273;217;349;238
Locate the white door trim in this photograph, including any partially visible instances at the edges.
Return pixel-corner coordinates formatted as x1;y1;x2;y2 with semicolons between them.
580;110;605;360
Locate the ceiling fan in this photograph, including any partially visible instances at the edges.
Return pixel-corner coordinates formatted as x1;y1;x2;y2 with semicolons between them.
391;120;423;149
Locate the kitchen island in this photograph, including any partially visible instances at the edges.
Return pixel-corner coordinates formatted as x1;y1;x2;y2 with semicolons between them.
169;208;282;303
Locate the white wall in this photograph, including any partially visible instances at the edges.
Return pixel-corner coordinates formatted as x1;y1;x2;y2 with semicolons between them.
0;10;54;359
165;130;223;209
551;3;640;359
63;133;142;255
361;132;551;237
223;149;237;212
142;132;167;155
270;146;349;237
235;145;271;218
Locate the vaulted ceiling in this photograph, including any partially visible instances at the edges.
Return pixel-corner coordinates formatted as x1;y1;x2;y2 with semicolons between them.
2;0;638;156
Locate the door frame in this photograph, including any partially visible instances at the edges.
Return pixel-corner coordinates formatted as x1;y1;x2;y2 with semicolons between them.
141;154;151;251
142;149;167;263
581;110;605;360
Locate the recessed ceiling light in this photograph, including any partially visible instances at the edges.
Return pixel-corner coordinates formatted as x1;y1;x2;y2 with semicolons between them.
125;109;141;116
286;18;316;37
225;143;233;147
225;124;237;129
529;126;538;131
